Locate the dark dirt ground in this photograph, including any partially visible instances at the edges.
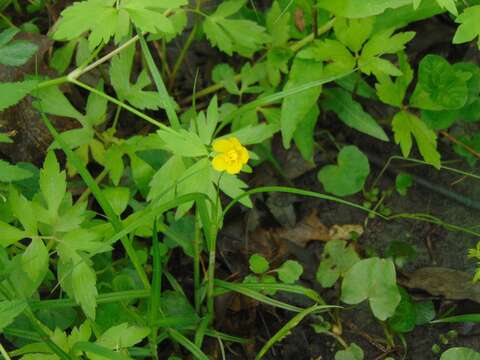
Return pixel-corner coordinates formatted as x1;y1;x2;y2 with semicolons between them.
211;139;480;359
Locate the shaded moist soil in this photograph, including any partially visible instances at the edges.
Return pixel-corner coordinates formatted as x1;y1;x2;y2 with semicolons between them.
212;141;480;359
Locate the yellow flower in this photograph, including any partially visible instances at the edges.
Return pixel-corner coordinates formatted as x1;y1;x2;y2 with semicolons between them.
211;137;249;175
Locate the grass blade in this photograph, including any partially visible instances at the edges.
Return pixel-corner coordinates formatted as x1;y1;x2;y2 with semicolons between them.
431;314;480;324
138;32;181;130
215;281;325;304
149;220;162;359
215;280;303;312
256;304;328;360
72;342;131;360
168;328;210;360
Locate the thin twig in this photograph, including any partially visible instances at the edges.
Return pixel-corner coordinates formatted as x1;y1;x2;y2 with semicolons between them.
440;130;480;159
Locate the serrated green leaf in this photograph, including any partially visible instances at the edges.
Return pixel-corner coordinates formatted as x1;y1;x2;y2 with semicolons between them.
58;255;98;319
392;111;441;169
110;44;164;110
196;96;218;144
0;300;27;330
175;158;212;218
266;1;291;47
9;186;36;234
334;17;374;53
375;52;413;107
104;144;125;185
148;155;185;201
226;123;279;146
213;0;246;17
359;29;415;77
358;29;415;78
213;170;252;207
39;151;67;216
454;5;480;48
85;80;108;126
50;40;77;74
164;215;195;257
341;257;401;321
323;88;388;141
95;323;150;350
157;129;207;157
0;80;38;111
21;239;49;295
0;221;27;247
317;145;370;196
311;39;356;76
33;85;84;121
0;160;33;182
436;0;457;15
103;187;130;215
53;0;117;50
362;29;415;58
317;0;411;18
203;2;269;57
281;54;323;148
293;105;320;163
122;1;175;34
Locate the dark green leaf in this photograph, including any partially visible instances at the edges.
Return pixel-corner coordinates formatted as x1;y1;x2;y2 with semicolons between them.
323;88;388;141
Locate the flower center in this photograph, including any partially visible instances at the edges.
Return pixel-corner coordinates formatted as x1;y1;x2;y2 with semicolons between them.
225;149;239;163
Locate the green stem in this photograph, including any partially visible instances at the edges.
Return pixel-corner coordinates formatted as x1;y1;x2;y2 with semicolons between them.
0;11;16;28
168;22;198;89
111;105;122;131
75;169;108;205
24;308;74;360
0;343;12;360
206;178;221;318
69;78;169;130
193;211;201;314
69;35;139;81
149;220;162;360
168;0;202;89
37;76;69;89
138;33;181;130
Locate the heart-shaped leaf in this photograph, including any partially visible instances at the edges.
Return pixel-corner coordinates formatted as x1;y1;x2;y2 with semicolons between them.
341;257;401;321
317;146;370;196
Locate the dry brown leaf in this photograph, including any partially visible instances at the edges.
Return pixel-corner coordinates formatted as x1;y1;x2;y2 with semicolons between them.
276;209;363;247
405;267;480;303
294;8;306;32
329;224;364;241
276;210;330;247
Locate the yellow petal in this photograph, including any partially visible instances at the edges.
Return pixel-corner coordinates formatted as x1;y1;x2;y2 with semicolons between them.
212;155;227;171
213;139;232;153
229;137;242;148
239;147;249;164
226;161;242;175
